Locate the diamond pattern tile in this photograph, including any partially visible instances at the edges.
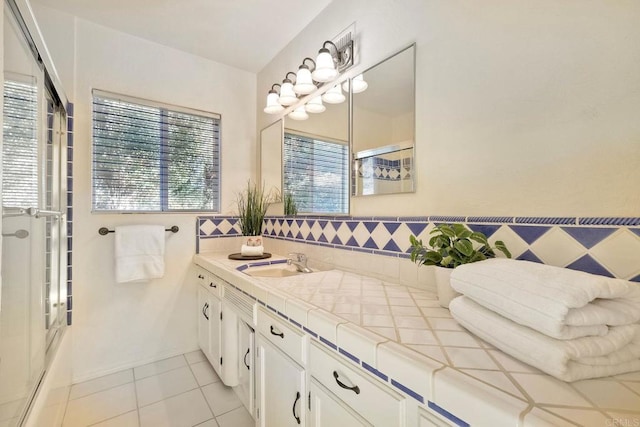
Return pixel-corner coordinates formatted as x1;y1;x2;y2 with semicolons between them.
197;216;639;280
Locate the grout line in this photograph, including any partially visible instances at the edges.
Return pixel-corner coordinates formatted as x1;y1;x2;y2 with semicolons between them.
86;409;138;427
67;370;135;402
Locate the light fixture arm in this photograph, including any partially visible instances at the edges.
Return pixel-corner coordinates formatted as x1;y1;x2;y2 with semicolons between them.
269;83;281;93
284;71;297;84
301;57;316;71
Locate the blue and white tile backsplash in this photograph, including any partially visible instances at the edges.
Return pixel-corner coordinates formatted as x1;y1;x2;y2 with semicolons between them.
197;215;640;282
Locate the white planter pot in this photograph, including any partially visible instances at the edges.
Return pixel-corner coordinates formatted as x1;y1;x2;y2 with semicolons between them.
434;267;460;308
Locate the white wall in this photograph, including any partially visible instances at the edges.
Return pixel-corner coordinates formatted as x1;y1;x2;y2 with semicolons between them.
257;0;640;217
33;5;257;381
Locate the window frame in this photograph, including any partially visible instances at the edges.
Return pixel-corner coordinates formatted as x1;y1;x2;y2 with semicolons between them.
283;129;350;216
90;89;222;214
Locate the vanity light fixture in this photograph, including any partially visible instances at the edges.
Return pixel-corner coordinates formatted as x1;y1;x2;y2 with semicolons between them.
278;72;298;106
342;73;368;94
304;95;326;113
263;83;284;114
293;58;317;95
321;84;345;104
312;40;354;83
288;105;309;121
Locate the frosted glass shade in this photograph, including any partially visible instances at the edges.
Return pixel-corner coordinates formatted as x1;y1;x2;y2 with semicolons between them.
321;84;345;104
279;81;297;106
312;49;338;82
342;74;368;94
294;67;316;95
263;92;284;114
305;96;325;113
288;105;309;121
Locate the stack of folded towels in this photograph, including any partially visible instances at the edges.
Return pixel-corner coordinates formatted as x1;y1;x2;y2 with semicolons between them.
241;235;264;257
449;259;640;382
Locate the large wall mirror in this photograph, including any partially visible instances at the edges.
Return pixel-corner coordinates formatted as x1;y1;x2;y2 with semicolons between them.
282;81;350;215
260;119;283;200
352;44;415;196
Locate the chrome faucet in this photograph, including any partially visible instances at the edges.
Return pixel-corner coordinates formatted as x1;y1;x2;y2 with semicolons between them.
287;252;312;273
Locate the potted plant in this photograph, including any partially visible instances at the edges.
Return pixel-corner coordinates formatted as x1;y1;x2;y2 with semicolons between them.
284;192;298;216
409;223;511;307
236;180;272;239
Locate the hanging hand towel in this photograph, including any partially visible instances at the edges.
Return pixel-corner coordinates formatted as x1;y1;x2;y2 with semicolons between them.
115;225;165;283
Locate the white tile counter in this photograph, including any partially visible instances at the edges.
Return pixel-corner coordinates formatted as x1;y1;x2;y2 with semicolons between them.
194;252;640;426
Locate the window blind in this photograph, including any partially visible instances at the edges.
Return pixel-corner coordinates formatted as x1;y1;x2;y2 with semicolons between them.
2;79;39;208
92;91;220;212
283;132;349;214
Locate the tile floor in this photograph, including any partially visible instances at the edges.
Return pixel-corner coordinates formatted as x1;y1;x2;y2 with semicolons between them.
61;351;254;427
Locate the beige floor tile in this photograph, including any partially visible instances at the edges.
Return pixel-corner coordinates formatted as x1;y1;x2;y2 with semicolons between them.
201;381;242;416
139;389;212;427
184;350;207;365
63;383;136;427
216;406;254;427
70;370;134;400
193;419;219;427
90;410;139;427
136;366;198;407
189;361;220;387
134;355;187;380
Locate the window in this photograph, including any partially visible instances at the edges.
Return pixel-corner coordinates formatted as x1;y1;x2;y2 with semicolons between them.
92;90;220;212
283;132;349;214
2;78;39;208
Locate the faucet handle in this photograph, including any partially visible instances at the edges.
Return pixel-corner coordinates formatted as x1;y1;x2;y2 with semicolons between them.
287;252;306;262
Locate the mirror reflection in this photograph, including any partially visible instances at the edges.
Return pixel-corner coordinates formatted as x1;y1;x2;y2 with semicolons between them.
283;83;349;215
260;119;283;200
352;44;415;196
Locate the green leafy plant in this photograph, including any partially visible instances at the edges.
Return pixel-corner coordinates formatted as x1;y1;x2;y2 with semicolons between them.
409;223;511;268
284;193;298;216
236;180;272;236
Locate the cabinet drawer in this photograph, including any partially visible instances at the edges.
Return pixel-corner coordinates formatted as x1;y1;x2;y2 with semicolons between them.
257;308;305;366
195;265;208;288
309;341;405;427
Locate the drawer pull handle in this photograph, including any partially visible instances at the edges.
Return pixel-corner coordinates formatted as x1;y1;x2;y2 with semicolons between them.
333;371;360;394
209;282;217;288
292;391;301;424
202;303;209;320
198;274;205;279
244;348;250;370
270;325;284;338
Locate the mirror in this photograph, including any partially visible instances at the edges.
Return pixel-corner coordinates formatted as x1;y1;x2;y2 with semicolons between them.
283;82;349;215
352;44;415;196
260;119;283;200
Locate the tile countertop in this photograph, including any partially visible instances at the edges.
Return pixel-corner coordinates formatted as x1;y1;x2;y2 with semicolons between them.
194;252;640;427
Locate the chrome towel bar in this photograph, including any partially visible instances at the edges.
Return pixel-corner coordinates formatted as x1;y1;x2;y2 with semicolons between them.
98;225;179;236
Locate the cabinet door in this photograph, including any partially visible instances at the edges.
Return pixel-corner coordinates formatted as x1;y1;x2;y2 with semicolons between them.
208;295;222;374
197;286;211;359
308;379;371;427
257;338;305;427
237;320;254;414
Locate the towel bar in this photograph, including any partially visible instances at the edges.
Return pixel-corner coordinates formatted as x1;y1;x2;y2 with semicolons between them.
98;225;179;236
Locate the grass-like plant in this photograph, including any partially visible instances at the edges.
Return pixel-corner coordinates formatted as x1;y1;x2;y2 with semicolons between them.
237;180;272;236
409;223;511;268
284;193;298;216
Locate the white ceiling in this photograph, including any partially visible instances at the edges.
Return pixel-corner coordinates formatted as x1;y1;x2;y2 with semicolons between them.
31;0;333;73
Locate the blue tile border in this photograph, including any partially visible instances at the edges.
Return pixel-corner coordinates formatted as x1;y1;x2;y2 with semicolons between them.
428;401;470;427
391;379;424;404
578;217;640;226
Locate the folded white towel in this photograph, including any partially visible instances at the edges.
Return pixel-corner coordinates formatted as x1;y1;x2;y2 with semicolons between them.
450;296;640;382
115;225;165;283
451;259;640;339
241;244;264;256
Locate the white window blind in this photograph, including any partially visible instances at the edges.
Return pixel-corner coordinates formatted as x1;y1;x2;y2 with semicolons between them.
92;91;220;212
283;132;349;214
2;79;39;208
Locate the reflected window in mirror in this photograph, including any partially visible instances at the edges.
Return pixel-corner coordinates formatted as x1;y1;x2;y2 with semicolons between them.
283;131;349;214
352;44;415;196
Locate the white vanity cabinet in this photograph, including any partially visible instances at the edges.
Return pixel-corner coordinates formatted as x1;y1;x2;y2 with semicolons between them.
308;378;371;426
308;341;407;427
196;268;222;374
256;308;306;426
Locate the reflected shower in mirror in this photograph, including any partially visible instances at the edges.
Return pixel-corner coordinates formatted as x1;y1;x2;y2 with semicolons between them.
283;83;349;215
352;44;415;196
260;119;283;201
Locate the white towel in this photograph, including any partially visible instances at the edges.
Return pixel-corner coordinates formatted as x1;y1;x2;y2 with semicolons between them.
450;259;640;339
241;244;264;256
115;225;165;283
450;296;640;382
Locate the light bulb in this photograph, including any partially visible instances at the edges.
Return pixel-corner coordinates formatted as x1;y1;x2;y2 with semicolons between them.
263;91;284;114
288;105;309;121
305;96;325;113
279;80;297;106
321;84;345;104
293;66;316;95
312;48;337;82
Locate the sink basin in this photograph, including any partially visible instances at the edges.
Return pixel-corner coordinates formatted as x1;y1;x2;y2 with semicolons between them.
244;265;314;278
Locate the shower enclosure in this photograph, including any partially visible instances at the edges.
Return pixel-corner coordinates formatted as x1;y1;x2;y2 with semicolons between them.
0;1;69;425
